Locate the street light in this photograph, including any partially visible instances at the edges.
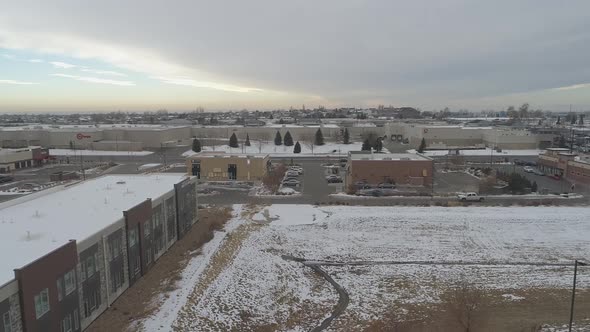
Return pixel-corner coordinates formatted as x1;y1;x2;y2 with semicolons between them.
569;259;587;332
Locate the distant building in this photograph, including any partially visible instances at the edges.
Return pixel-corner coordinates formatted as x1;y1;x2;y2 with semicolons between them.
538;148;590;184
186;153;270;181
345;152;433;187
0;147;49;173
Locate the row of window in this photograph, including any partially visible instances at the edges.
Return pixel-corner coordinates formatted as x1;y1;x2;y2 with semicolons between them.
57;269;76;301
60;309;79;332
80;253;98;282
3;312;11;332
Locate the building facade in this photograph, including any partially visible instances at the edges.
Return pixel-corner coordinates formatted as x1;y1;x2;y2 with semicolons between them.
538;148;590;185
186;153;270;182
345;152;434;187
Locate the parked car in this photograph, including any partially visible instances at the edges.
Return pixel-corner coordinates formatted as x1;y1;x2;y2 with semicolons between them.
457;192;484;202
355;181;371;189
282;179;300;186
533;169;544;176
523;166;534;173
288;166;303;174
377;182;395;189
284;175;299;181
359;189;383;197
0;176;14;183
326;175;342;183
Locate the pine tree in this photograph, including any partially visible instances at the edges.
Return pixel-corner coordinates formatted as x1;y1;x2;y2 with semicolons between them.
229;133;239;148
579;114;584;125
361;139;371;151
314;128;325;146
293;141;301;153
531;181;538;193
284;131;294;146
571;115;577;125
556;116;561;125
373;138;383;152
245;134;251;146
343;128;350;144
274;131;282;145
417;138;426;153
192;138;201;152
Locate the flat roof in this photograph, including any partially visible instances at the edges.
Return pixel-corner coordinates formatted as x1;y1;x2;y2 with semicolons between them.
0;173;187;285
350;153;430;161
546;148;571;151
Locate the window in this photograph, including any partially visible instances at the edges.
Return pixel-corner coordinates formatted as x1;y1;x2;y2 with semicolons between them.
3;312;11;332
85;255;95;279
128;228;138;247
73;309;79;330
64;269;76;295
83;289;100;318
61;314;72;332
144;221;151;237
108;234;122;261
57;279;63;301
34;288;50;319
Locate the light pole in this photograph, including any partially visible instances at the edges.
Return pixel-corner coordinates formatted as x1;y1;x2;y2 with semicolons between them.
569;259;587;332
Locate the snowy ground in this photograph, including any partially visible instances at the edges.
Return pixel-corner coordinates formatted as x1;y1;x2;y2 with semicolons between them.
49;149;153;156
182;141;385;157
141;205;590;331
408;148;542;157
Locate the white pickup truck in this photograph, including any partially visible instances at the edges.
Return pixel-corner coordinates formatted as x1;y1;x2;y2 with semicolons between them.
457;192;484;202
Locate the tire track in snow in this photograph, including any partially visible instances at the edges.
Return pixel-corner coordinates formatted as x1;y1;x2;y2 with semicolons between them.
282;255;350;332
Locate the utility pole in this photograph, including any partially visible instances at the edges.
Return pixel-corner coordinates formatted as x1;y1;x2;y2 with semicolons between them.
569;260;587;331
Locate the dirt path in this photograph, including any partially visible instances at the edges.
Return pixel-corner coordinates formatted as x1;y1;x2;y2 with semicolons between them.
172;204;266;331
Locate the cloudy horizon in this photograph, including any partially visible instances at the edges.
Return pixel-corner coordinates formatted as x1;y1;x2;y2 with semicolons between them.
1;0;590;113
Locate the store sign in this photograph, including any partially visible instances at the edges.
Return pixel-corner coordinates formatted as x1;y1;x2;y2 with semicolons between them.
76;133;91;140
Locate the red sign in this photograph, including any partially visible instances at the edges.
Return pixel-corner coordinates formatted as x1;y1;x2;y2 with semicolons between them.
76;133;91;140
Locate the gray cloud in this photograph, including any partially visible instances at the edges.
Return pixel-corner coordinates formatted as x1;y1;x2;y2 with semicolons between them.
1;0;589;109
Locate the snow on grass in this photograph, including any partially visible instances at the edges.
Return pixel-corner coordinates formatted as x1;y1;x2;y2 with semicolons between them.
145;205;590;330
49;149;153;156
140;206;244;332
408;148;542;157
182;142;386;157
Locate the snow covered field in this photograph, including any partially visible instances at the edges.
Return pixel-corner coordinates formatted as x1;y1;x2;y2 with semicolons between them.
142;205;590;331
182;142;385;157
408;148;542;157
49;149;153;156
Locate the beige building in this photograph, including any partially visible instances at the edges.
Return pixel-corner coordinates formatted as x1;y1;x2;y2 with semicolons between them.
186;153;270;181
345;152;433;187
0;147;48;173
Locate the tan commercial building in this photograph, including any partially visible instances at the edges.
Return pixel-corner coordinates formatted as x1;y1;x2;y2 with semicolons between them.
345;152;433;187
0;147;49;173
186;153;270;181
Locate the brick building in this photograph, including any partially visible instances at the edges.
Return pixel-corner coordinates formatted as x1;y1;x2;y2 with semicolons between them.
0;174;198;332
538;148;590;185
345;152;434;187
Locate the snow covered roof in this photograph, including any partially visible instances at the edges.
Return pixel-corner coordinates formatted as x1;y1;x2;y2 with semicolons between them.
350;153;430;161
0;173;187;285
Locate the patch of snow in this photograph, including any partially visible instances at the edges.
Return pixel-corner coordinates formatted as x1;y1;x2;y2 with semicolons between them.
408;148;542;157
49;149;154;156
502;293;525;301
183;142;387;157
138;163;162;171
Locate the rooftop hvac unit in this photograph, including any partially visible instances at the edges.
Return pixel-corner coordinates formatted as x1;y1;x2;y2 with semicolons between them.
400;157;410;161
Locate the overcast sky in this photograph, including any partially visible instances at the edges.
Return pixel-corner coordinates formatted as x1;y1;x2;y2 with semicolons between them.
1;0;589;112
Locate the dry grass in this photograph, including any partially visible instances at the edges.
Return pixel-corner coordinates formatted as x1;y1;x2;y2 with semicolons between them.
86;206;233;332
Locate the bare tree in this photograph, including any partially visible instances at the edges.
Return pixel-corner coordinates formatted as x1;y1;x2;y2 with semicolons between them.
439;280;489;332
301;134;315;154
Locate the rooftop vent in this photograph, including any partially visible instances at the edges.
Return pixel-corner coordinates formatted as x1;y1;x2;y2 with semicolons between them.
116;181;126;185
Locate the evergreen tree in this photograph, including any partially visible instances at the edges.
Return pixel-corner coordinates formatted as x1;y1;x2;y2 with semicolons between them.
361;139;372;151
343;128;350;144
192;138;201;152
531;181;538;193
373;138;383;152
556;116;561;125
293;141;301;153
417;138;426;153
571;115;577;125
284;131;294;146
245;134;251;146
579;114;584;125
274;131;283;145
314;128;325;146
229;133;239;148
558;135;567;148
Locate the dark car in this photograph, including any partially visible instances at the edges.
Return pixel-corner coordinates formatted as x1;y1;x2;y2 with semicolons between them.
0;176;14;183
377;182;395;189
